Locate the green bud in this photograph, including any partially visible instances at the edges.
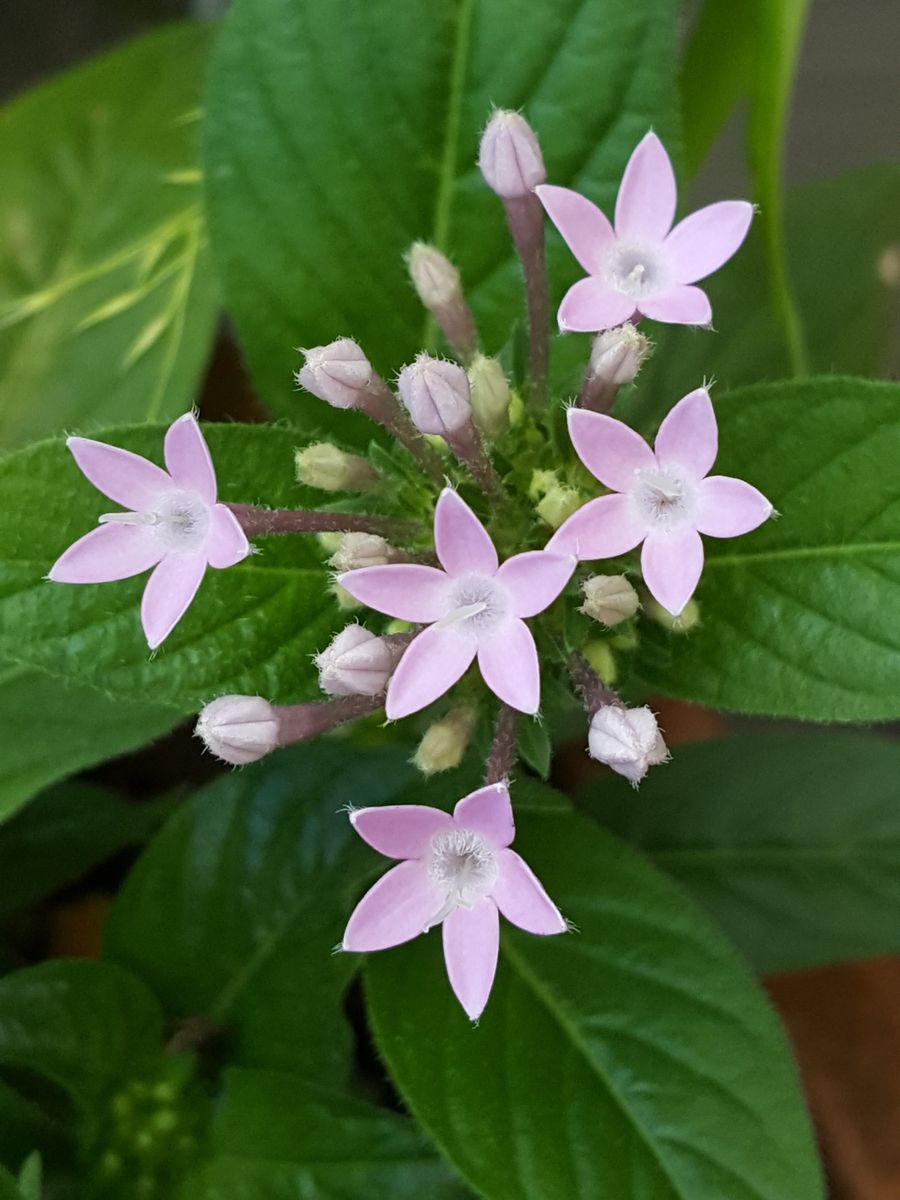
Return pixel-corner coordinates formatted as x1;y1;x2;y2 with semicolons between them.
330;582;363;611
583;639;618;685
536;484;583;529
414;706;477;776
467;354;511;438
643;594;701;632
580;574;640;626
295;443;379;492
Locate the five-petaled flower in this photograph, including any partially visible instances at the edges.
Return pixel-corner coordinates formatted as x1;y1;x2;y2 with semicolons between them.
338;489;575;718
342;783;567;1020
549;388;773;616
48;413;250;649
537;132;753;331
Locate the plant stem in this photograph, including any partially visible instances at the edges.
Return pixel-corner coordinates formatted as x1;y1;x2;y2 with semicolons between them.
503;194;549;407
567;652;620;716
484;704;519;784
228;504;422;540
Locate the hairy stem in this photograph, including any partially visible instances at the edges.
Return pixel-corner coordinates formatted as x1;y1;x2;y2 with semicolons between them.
228;504;422;540
446;420;504;503
504;194;549;407
567;652;620;716
484;704;519;784
360;378;447;485
275;694;383;747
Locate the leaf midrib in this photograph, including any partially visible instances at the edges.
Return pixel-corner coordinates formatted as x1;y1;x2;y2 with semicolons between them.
706;540;900;568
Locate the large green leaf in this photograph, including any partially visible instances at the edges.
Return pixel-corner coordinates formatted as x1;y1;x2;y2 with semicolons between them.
366;796;823;1199
204;0;679;422
584;732;900;974
637;377;900;721
0;23;218;447
105;743;416;1087
0;423;341;710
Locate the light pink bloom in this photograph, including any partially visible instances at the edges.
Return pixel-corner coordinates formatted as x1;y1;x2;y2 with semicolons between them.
338;489;575;718
48;413;250;649
536;132;753;331
548;388;773;616
343;783;567;1020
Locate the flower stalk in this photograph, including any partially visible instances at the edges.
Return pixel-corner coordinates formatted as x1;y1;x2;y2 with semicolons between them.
484;704;519;784
227;504;422;540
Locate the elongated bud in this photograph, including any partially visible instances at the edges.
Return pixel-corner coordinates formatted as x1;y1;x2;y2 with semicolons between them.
588;705;669;785
536;483;582;529
414;706;477;776
579;325;651;413
297;339;373;409
583;639;617;686
295;443;379;492
407;242;476;359
329;532;393;573
397;354;472;436
581;574;640;626
195;695;279;766
467;354;510;438
315;625;401;697
478;109;546;199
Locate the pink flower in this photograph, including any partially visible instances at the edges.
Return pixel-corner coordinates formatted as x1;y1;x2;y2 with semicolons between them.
536;132;753;331
48;413;250;649
342;783;567;1020
338;489;575;718
548;388;773;616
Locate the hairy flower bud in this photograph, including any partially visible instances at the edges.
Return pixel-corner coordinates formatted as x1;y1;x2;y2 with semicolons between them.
295;443;379;492
536;483;582;529
407;242;463;309
329;532;393;573
467;354;511;439
588;705;668;785
397;354;472;436
589;324;651;387
195;695;279;766
581;574;640;626
413;706;477;776
315;625;399;697
478;109;546;199
297;339;373;409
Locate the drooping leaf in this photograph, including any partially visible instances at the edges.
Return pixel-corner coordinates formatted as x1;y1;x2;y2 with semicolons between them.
366;795;823;1199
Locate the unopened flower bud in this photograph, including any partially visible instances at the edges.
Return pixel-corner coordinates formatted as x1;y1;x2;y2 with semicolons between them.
315;625;399;696
408;242;463;309
644;594;701;632
195;695;279;766
296;339;373;409
467;354;510;438
589;324;651;387
329;532;393;573
397;354;472;436
583;639;617;686
588;705;668;785
478;109;546;199
536;483;583;529
295;443;379;492
581;574;640;626
414;706;477;776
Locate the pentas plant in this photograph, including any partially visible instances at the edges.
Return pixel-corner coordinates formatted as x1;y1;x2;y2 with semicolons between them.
49;109;771;1020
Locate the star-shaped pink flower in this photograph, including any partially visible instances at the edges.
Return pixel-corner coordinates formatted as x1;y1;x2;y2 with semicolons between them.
48;413;250;649
338;489;575;718
342;783;567;1020
536;132;753;331
548;388;773;616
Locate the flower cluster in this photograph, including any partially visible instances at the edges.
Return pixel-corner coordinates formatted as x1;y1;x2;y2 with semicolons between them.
48;111;771;1019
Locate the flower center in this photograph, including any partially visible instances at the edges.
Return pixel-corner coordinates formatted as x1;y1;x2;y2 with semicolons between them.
631;468;695;531
438;573;509;640
425;827;498;925
604;241;668;298
99;489;210;554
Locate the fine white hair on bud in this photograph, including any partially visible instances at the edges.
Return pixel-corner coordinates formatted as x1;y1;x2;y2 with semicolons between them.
315;625;399;697
587;704;669;786
329;532;393;573
397;354;472;436
195;695;280;766
589;324;651;387
478;109;546;199
581;574;640;627
296;338;373;409
407;242;463;309
467;354;511;439
294;443;379;492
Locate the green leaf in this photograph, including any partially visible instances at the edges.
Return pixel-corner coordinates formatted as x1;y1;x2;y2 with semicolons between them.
516;717;552;780
0;1080;68;1179
0;423;342;710
366;797;823;1199
105;743;416;1087
0;24;218;447
203;0;679;424
585;731;900;974
15;1155;40;1200
181;1070;469;1199
637;377;900;722
0;665;180;824
0;1166;24;1200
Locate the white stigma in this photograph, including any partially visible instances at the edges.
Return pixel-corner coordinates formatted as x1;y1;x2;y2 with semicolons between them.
441;573;509;640
99;489;210;553
605;241;668;298
632;468;695;532
425;827;498;926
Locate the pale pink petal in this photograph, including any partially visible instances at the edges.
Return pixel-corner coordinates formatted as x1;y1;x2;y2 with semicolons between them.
492;849;567;935
535;184;616;275
385;626;476;719
614;132;677;241
163;413;217;504
664;201;754;284
546;494;647;560
207;504;251;569
496;551;575;618
140;552;207;649
343;860;442;952
641;529;704;616
67;437;171;510
338;564;448;623
442;898;499;1021
654;388;718;481
477;618;540;714
48;524;163;584
350;805;453;859
434;488;498;577
695;475;773;538
567;408;656;491
639;285;712;326
558;277;636;333
453;783;514;849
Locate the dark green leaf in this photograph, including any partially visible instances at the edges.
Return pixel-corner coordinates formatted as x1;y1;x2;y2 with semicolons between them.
0;1166;24;1200
516;717;552;780
15;1154;40;1200
366;796;823;1199
0;1080;68;1178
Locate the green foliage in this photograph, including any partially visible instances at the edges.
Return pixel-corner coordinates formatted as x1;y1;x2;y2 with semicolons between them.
203;0;679;425
637;377;900;721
